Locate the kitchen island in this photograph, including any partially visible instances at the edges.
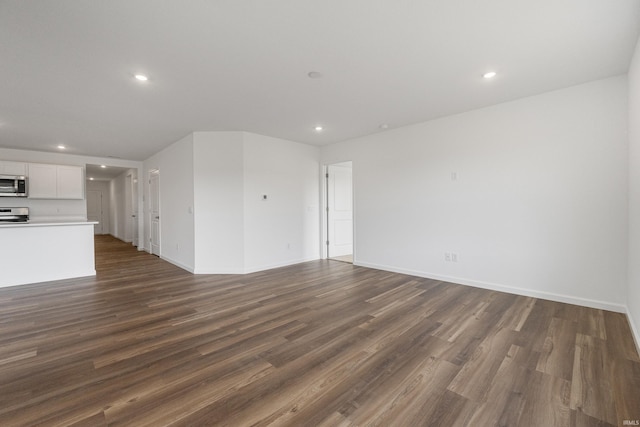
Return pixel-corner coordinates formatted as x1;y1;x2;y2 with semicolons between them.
0;220;98;288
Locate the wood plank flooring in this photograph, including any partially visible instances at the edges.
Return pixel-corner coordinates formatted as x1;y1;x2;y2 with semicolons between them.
329;255;353;264
0;235;639;426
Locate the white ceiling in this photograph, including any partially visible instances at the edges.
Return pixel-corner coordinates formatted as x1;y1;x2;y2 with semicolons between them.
86;164;131;181
1;1;639;161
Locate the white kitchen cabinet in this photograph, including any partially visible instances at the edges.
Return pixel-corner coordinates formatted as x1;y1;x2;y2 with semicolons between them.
28;163;84;199
28;163;57;198
57;165;84;199
0;160;27;176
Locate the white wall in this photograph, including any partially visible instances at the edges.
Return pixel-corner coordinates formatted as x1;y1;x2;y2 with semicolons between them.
0;196;86;222
146;131;320;274
86;180;110;233
190;131;321;273
243;132;320;272
628;36;640;348
193;132;245;273
322;76;629;312
143;134;195;271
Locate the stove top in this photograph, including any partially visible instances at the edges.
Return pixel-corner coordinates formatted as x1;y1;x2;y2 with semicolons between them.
0;207;29;222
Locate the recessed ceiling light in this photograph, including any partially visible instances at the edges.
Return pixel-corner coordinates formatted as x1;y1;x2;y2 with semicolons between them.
308;71;323;79
89;177;94;181
134;74;149;81
57;144;66;150
379;123;389;130
314;126;323;132
483;71;497;79
100;165;107;168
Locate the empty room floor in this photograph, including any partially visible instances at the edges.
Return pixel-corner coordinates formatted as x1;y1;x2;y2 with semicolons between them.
0;236;639;426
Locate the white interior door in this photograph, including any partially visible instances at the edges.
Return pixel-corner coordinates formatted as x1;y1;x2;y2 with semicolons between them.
150;170;160;256
131;174;139;247
125;174;132;243
87;190;103;234
327;162;353;258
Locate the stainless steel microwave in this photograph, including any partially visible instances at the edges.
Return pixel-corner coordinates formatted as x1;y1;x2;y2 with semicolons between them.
0;175;28;197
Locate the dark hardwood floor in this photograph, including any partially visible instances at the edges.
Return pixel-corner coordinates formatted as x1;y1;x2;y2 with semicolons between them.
1;235;639;426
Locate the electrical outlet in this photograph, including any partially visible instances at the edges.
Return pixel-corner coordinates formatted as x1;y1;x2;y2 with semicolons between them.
451;253;458;262
445;252;451;262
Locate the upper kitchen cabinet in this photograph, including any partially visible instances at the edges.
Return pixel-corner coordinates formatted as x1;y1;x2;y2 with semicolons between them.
56;165;84;199
0;160;27;176
28;163;84;199
27;163;56;198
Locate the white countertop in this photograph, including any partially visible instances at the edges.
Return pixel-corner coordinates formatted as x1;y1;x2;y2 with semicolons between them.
0;220;98;228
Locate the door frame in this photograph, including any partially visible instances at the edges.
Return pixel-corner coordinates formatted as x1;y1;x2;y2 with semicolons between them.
149;169;160;256
322;161;355;261
124;173;133;243
126;172;139;247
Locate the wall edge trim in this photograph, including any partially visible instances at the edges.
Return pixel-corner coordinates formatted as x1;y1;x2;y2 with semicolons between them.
161;256;195;274
625;308;640;357
355;261;627;313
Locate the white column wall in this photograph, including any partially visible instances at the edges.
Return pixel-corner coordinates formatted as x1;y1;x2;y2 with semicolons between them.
191;131;320;274
192;132;245;274
243;132;320;273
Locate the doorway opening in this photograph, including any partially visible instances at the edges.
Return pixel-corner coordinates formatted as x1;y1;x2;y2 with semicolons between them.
86;164;139;245
325;161;353;264
87;188;105;235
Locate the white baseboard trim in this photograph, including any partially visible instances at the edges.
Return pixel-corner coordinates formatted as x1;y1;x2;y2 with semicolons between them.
161;256;195;273
193;268;245;274
355;261;627;314
243;257;319;275
0;269;96;289
193;257;319;275
626;309;640;357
